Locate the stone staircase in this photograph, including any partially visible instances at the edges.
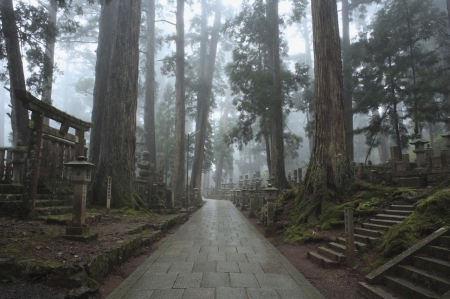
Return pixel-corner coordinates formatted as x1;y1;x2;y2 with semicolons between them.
307;204;415;268
0;192;73;218
359;227;450;299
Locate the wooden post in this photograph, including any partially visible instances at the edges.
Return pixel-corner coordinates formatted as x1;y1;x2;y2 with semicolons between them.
22;112;44;220
344;207;355;268
107;176;112;214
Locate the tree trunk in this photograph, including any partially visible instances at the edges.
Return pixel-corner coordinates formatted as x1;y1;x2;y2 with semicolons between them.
41;0;57;126
191;0;222;196
172;0;186;204
267;0;290;190
89;0;119;177
342;0;354;161
293;0;352;224
144;0;157;175
92;0;143;208
0;92;5;146
214;94;230;191
1;0;29;145
302;17;314;153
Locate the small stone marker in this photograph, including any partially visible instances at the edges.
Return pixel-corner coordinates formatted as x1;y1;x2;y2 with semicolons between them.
107;176;112;214
344;207;356;268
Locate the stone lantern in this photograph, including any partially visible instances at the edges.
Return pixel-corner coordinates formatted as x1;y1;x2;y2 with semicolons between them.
236;189;241;207
263;184;279;235
12;141;27;184
193;187;199;206
63;156;97;242
248;187;256;218
240;187;248;211
410;134;429;168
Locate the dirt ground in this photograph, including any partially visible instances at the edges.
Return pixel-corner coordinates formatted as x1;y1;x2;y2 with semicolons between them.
0;204;370;299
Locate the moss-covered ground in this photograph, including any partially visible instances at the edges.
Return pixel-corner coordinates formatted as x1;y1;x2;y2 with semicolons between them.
273;177;450;273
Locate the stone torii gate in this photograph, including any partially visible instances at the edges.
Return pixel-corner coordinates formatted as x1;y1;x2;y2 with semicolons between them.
14;89;93;220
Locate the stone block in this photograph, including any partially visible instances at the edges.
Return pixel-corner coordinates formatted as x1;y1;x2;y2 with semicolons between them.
398;177;427;188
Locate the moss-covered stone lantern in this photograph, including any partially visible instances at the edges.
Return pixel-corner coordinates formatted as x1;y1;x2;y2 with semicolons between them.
63;156;97;242
248;187;256;218
240;187;248;211
263;184;278;233
193;187;199;206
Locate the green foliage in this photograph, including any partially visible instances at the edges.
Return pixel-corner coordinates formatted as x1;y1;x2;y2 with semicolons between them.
223;0;307;154
351;0;450;149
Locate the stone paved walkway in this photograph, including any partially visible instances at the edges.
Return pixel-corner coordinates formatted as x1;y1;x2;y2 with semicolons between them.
107;199;325;299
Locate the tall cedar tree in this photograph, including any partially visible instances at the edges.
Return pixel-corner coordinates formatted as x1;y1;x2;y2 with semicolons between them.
267;0;290;190
92;0;143;208
191;0;222;199
1;0;29;145
293;0;352;224
89;0;119;185
144;0;157;177
41;1;57;114
172;0;186;204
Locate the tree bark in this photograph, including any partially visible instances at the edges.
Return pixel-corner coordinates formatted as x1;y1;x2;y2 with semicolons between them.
267;0;290;190
172;0;186;204
41;0;57;126
144;0;157;175
89;0;119;178
191;0;222;196
302;17;314;153
1;0;29;145
92;0;143;208
293;0;352;224
342;0;354;161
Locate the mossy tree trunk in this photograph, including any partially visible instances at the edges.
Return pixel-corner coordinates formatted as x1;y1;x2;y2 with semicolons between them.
1;0;29;145
92;0;143;208
172;0;186;204
293;0;352;224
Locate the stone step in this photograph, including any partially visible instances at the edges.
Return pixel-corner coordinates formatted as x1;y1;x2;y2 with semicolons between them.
35;206;73;217
389;205;415;211
413;256;450;278
369;218;402;227
307;251;338;268
355;227;383;238
397;265;450;295
336;237;368;252
328;242;358;255
441;236;450;248
427;246;450;261
354;233;378;245
375;214;407;222
361;222;390;231
383;210;413;217
358;281;402;299
317;246;345;263
384;275;440;299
